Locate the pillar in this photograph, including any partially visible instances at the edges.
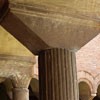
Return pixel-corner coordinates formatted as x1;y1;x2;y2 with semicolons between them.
13;88;29;100
11;75;32;100
38;48;79;100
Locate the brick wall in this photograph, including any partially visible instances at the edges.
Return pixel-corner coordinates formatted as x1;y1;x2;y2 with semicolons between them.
76;34;100;77
76;34;100;94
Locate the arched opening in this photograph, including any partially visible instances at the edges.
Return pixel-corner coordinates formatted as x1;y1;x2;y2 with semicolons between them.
0;82;10;100
29;78;39;100
29;86;38;100
79;81;91;100
92;84;100;100
97;85;100;97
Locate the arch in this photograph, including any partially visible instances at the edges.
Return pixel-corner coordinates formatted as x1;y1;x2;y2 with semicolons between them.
30;78;39;98
79;81;91;100
78;70;94;93
78;78;93;94
95;74;100;92
3;79;13;100
0;80;11;100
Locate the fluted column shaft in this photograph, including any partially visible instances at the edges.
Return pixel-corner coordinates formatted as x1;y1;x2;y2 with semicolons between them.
39;48;79;100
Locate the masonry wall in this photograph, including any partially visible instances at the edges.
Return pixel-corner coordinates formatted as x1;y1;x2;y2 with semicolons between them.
76;34;100;95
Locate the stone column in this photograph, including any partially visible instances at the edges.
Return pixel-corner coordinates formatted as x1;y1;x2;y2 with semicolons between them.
12;76;32;100
38;48;79;100
13;88;29;100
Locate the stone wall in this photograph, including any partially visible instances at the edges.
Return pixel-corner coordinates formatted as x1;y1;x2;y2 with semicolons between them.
76;34;100;99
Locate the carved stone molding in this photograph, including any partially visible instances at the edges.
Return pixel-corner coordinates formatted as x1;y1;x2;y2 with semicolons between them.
11;75;32;88
0;54;35;87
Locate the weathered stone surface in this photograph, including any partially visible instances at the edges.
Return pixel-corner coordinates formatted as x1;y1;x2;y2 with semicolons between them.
1;0;99;54
9;0;100;17
0;54;35;88
8;0;100;52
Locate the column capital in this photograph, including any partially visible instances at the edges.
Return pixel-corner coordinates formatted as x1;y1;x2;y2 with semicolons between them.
10;75;32;88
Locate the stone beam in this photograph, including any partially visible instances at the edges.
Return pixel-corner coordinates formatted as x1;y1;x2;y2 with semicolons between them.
1;12;49;55
0;54;35;80
9;1;100;51
1;0;100;55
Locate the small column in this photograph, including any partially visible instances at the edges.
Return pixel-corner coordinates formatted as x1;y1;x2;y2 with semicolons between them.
38;48;79;100
11;75;32;100
13;88;29;100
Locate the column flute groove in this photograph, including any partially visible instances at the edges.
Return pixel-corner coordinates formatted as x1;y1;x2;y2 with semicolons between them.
39;48;79;100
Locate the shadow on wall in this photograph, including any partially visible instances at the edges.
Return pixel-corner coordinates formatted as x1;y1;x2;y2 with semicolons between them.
0;82;10;100
29;86;38;100
29;78;39;100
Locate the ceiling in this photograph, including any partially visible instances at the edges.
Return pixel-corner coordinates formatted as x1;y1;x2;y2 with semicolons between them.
1;0;100;54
